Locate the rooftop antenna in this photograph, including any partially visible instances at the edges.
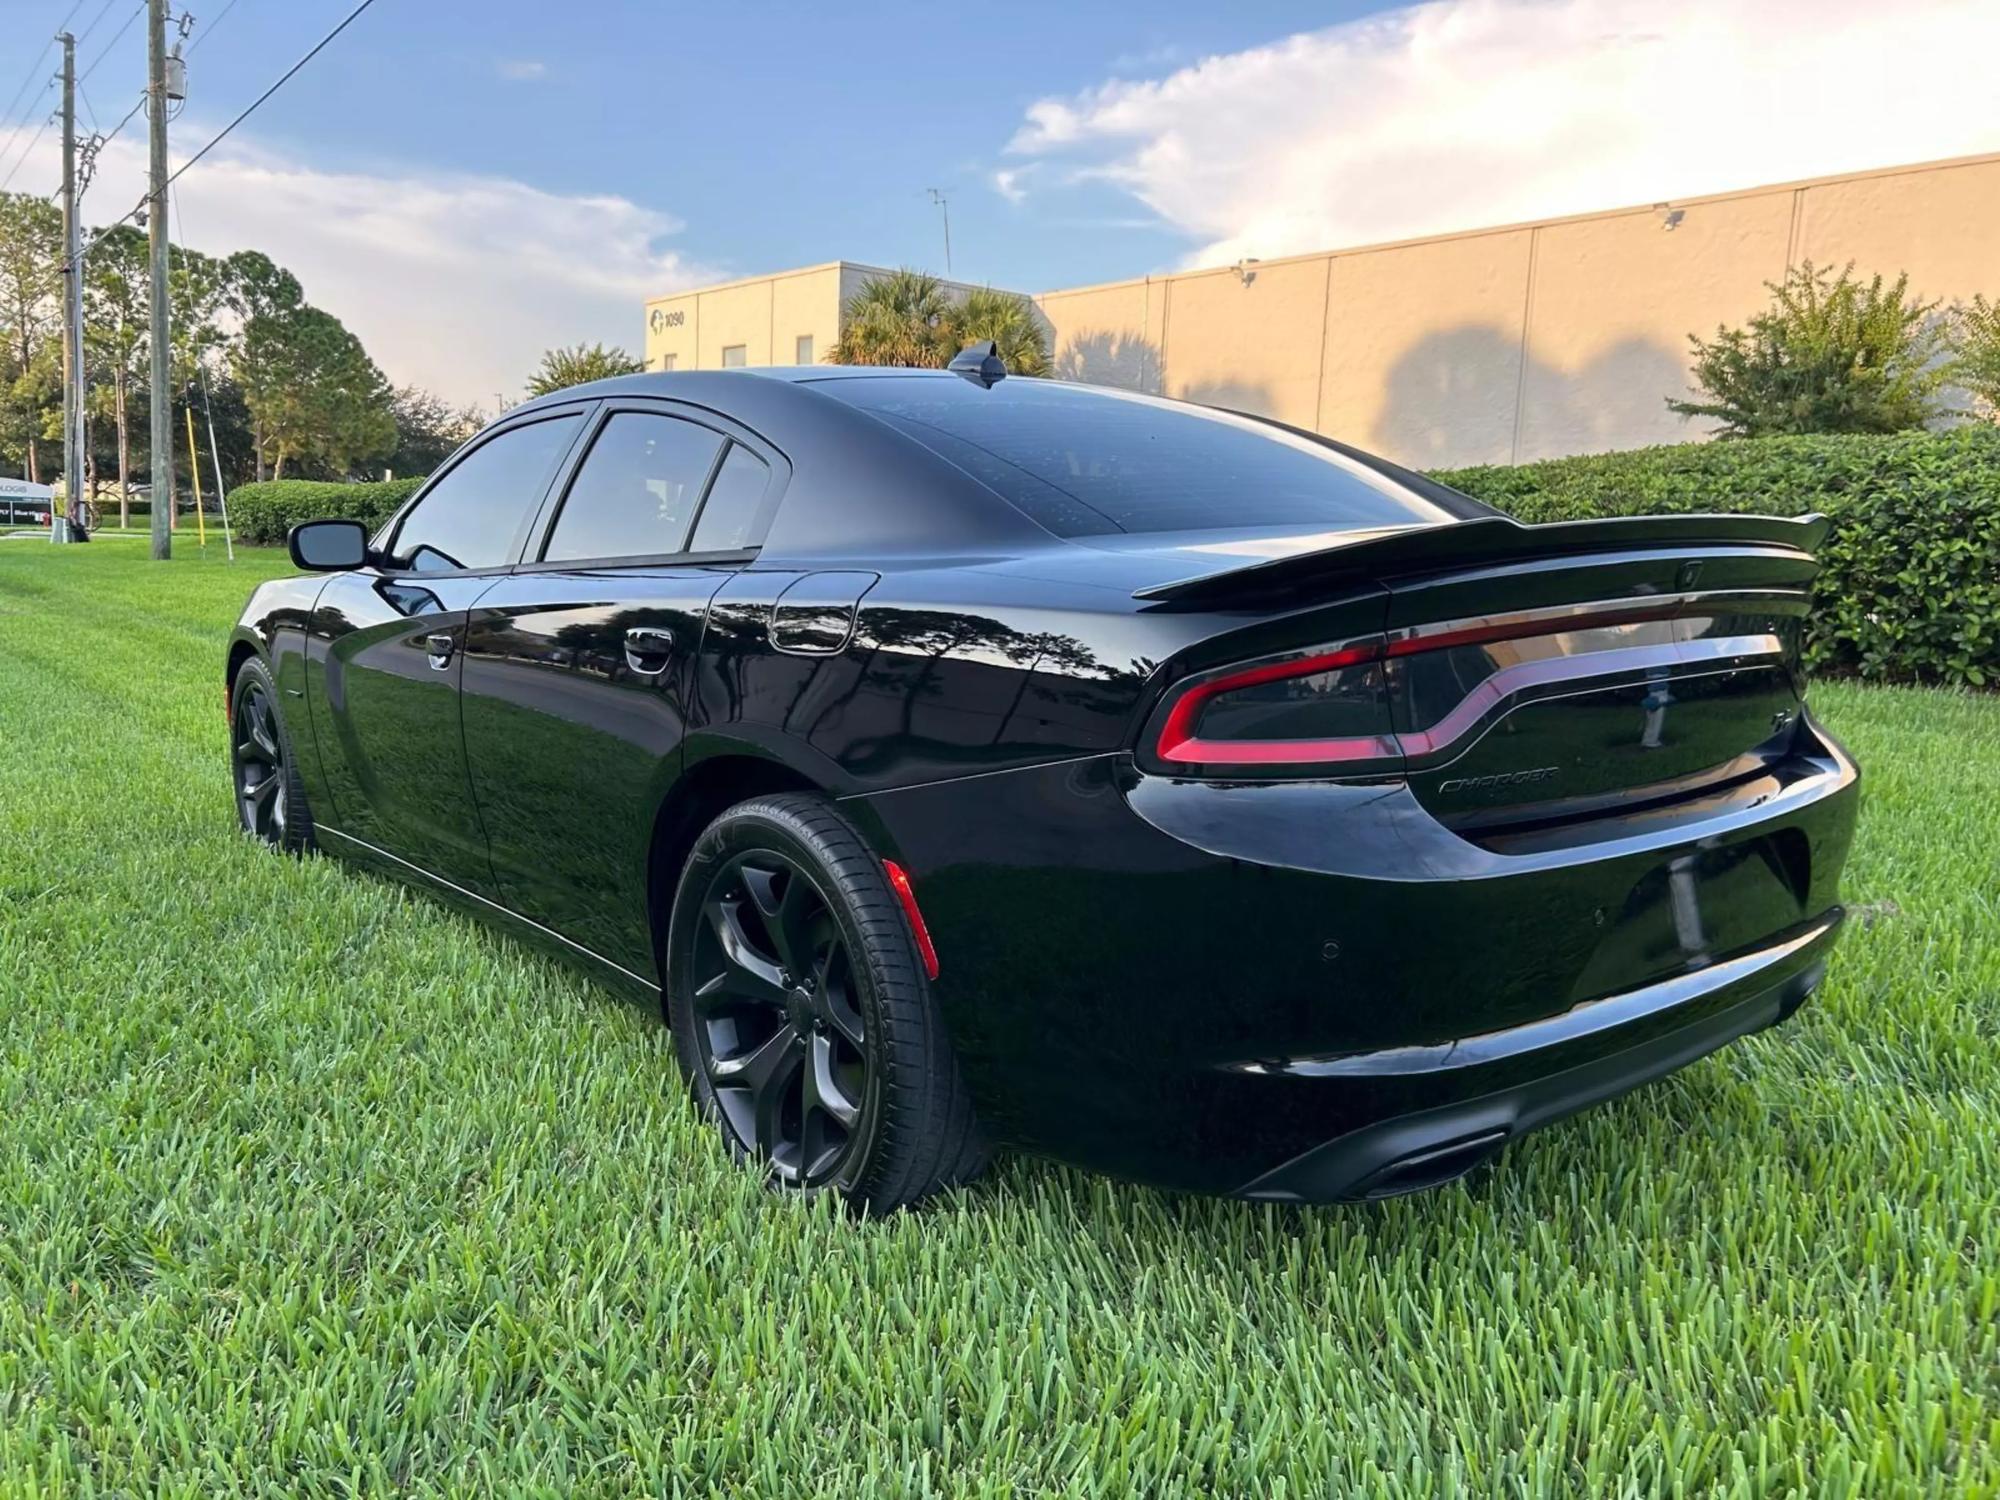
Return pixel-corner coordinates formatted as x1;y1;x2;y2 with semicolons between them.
948;340;1006;389
926;187;952;276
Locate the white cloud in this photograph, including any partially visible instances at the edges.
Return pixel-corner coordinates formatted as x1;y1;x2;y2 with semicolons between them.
991;165;1034;204
0;125;716;405
495;59;547;81
1005;0;2000;267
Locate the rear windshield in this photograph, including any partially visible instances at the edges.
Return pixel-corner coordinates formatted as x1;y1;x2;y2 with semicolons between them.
815;375;1454;538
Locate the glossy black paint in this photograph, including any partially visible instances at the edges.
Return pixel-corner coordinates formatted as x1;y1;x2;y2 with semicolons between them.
229;369;1860;1201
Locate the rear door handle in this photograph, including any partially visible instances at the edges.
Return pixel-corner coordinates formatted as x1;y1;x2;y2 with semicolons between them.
425;632;455;669
624;626;675;675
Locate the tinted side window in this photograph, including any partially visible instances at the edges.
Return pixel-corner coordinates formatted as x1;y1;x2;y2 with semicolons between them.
688;443;775;553
543;412;725;562
392;414;581;573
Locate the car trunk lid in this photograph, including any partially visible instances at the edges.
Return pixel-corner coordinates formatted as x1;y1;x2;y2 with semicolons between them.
1133;514;1823;834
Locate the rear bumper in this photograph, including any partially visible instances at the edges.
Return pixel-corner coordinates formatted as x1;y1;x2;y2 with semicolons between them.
1236;908;1838;1200
850;709;1860;1200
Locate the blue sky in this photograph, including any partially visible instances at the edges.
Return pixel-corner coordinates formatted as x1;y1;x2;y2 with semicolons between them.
5;0;1996;405
96;0;1378;290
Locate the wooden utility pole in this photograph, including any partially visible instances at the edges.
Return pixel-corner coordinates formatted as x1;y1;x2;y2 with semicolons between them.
57;31;79;543
147;0;171;560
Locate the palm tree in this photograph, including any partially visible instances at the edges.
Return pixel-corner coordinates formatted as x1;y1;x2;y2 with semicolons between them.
828;270;957;368
526;342;645;397
830;270;1054;377
949;286;1052;378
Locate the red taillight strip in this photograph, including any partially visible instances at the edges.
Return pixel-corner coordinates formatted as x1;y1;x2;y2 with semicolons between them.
882;859;939;981
1154;643;1386;766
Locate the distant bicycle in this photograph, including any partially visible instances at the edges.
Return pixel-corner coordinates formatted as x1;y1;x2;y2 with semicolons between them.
69;499;98;532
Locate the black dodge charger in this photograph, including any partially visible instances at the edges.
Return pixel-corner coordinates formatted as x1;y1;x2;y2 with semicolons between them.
228;350;1859;1210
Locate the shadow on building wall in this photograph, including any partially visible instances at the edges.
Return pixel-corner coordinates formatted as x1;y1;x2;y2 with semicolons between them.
1053;330;1165;395
1179;379;1279;419
1051;321;1693;466
1374;324;1692;467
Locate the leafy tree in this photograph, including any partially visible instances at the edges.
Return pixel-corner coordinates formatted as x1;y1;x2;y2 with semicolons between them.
0;192;61;482
1669;262;1949;437
1952;295;2000;421
526;342;643;396
829;269;1051;375
238;304;395;480
84;225;150;522
226;249;305;482
829;269;958;368
949;286;1051;378
384;385;480;478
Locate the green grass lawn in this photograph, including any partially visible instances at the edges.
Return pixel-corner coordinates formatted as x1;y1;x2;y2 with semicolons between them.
1;543;1994;1497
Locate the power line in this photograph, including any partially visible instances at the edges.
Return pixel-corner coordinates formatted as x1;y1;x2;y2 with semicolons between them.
0;2;84;136
71;0;121;53
95;92;147;155
80;0;382;243
0;110;57;196
164;0;380;192
186;0;246;54
78;4;146;86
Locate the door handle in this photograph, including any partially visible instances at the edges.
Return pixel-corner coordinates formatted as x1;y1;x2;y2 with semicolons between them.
425;632;456;670
624;626;675;675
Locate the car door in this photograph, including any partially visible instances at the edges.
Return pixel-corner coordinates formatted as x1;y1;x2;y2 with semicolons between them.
461;401;788;976
308;405;591;892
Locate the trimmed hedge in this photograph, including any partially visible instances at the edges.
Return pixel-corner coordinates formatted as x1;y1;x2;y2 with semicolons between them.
1433;428;2000;687
227;478;424;547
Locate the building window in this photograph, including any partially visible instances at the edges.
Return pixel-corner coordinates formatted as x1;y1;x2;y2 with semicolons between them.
721;345;747;368
794;335;815;366
658;353;678;372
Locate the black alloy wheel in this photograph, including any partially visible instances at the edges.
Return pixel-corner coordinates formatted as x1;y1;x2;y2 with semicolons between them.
230;658;313;853
689;849;870;1188
666;794;986;1211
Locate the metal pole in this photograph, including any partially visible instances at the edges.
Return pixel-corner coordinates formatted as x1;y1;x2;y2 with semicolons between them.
57;32;78;544
147;0;171;560
927;188;952;276
204;396;232;560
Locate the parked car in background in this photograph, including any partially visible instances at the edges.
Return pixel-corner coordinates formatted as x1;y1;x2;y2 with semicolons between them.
227;353;1859;1210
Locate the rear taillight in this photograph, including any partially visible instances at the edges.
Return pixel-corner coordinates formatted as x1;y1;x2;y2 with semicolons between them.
1146;596;1797;779
1151;642;1399;771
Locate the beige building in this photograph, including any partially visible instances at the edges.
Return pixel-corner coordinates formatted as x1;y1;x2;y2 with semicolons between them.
646;152;2000;470
642;262;1006;377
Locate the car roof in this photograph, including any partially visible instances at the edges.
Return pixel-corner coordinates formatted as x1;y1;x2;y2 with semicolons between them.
502;368;1487;565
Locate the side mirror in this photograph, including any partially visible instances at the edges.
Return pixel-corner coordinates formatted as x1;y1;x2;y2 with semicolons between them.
288;518;370;572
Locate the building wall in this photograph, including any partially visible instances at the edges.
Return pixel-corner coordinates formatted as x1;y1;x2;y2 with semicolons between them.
642;262;848;374
642;262;1022;375
1032;152;2000;468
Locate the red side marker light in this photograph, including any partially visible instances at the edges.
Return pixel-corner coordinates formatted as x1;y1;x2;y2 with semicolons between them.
882;859;939;980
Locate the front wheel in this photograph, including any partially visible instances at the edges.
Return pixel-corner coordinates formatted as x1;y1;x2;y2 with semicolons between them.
666;794;985;1212
230;657;315;853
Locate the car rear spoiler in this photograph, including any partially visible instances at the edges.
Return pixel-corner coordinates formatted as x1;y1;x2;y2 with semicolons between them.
1131;512;1831;605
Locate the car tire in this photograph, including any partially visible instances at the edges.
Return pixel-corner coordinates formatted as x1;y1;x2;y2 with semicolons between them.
229;656;315;854
666;793;986;1212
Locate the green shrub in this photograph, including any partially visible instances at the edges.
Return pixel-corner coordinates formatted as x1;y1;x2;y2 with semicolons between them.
1433;428;2000;687
227;478;424;546
1668;262;1950;437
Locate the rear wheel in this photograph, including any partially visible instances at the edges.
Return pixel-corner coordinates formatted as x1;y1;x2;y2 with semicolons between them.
230;657;314;853
666;794;985;1211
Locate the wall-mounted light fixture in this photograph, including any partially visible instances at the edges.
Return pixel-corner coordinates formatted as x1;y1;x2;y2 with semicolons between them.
1234;257;1262;285
1655;204;1685;231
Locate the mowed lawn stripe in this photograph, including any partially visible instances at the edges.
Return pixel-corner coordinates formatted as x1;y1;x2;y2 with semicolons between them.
0;544;1994;1497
